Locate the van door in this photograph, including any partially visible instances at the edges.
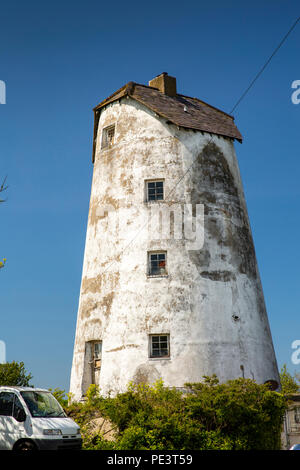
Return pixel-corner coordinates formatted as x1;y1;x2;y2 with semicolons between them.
0;392;26;450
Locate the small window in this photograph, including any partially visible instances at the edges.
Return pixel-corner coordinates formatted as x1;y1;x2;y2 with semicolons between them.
146;180;164;202
148;251;167;276
295;407;300;423
0;392;14;416
94;341;102;360
93;341;102;369
101;124;115;149
83;340;102;388
149;334;170;358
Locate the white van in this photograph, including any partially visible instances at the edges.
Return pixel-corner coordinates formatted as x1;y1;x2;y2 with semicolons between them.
0;386;82;450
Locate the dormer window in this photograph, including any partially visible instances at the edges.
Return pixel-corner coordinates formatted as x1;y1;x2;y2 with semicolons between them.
101;124;115;149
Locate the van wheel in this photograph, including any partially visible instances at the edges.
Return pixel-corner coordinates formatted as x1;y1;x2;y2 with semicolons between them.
14;440;37;451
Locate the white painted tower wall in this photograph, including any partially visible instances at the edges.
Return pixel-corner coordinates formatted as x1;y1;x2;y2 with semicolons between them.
70;97;279;400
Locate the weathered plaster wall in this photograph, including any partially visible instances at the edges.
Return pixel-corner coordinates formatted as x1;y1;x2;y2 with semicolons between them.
69;97;279;399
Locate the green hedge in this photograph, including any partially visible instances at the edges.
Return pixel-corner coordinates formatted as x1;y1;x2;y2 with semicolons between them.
66;377;287;450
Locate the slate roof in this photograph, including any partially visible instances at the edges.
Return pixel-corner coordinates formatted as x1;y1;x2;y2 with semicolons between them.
92;81;242;162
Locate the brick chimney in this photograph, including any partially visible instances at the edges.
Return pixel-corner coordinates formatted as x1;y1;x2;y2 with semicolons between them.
148;73;177;97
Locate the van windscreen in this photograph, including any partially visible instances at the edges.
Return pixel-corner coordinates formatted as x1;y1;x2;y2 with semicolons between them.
21;391;66;418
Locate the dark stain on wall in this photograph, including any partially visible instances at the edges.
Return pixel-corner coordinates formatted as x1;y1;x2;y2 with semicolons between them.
200;270;236;282
189;142;257;280
133;364;160;385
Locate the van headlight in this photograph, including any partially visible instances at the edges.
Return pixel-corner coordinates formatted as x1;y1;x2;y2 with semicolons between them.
43;429;62;435
77;428;81;435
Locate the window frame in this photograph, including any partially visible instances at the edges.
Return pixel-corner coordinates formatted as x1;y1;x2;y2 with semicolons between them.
93;341;102;370
0;391;14;417
149;334;170;359
101;124;115;149
294;406;300;423
145;179;164;203
147;251;167;277
0;391;25;419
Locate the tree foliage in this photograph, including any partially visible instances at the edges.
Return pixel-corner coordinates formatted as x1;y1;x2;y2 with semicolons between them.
279;364;300;395
48;387;68;408
66;376;287;450
0;361;33;387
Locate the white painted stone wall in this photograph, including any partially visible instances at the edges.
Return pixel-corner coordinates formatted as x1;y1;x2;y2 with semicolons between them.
69;97;279;400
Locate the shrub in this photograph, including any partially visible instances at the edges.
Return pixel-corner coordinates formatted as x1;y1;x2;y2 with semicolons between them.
66;377;287;450
48;388;68;408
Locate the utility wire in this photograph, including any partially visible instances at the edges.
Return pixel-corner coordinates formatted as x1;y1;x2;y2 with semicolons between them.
98;17;300;275
230;16;300;114
165;16;300;200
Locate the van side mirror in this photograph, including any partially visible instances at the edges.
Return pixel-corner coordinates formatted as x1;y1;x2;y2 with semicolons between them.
14;408;27;422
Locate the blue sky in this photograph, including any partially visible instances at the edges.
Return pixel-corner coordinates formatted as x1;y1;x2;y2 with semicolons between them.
0;0;299;391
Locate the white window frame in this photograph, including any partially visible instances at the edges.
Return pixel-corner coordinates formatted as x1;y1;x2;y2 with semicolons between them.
147;251;167;277
149;334;170;359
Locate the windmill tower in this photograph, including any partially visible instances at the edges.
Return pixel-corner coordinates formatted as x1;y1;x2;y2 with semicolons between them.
69;73;280;399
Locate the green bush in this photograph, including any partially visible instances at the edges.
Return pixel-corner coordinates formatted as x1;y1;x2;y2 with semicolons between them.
184;376;286;450
66;376;287;450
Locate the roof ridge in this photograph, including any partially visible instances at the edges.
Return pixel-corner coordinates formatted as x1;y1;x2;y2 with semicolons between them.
94;83;235;121
93;81;162;111
134;82;159;91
